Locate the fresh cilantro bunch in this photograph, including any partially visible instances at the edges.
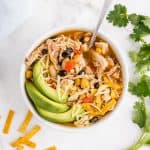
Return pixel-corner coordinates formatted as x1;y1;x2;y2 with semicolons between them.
107;4;150;42
128;98;150;150
129;43;150;73
107;4;150;150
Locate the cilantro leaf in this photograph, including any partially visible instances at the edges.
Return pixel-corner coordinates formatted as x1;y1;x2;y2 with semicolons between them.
129;44;150;73
128;51;138;62
132;99;146;128
128;75;150;97
129;15;150;41
130;23;150;41
142;17;150;29
128;14;146;25
136;59;150;73
106;4;128;27
138;44;150;60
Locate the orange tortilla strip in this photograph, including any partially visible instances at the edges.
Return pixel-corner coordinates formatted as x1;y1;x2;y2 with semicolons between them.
11;125;41;147
17;145;24;150
24;140;36;148
3;110;15;134
11;138;36;148
18;111;33;133
45;146;57;150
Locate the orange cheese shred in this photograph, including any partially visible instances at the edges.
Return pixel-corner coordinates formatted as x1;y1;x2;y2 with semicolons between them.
101;99;116;115
3;109;15;134
18;111;33;133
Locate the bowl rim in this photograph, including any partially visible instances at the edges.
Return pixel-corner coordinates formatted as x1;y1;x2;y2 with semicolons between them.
20;25;128;132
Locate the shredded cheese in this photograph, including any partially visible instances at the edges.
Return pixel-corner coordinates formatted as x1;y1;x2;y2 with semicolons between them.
101;99;117;115
3;109;15;134
68;89;88;101
18;111;33;133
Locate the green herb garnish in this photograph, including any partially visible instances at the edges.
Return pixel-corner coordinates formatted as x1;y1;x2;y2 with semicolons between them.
107;4;150;150
106;4;128;27
128;98;150;150
107;4;150;42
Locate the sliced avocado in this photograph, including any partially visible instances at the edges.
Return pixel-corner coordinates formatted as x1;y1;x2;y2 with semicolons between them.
33;60;67;103
25;81;69;113
36;104;84;123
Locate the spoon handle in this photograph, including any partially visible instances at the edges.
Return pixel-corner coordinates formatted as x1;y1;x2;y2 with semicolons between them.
89;0;112;48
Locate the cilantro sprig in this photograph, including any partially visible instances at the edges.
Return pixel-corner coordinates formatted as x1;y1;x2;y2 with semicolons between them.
129;43;150;73
128;75;150;97
107;4;150;150
106;4;128;27
129;98;150;150
107;4;150;42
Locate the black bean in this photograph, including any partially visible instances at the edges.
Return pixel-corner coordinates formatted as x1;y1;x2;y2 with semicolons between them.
94;82;99;89
78;69;85;75
62;51;70;58
41;49;48;55
62;47;73;58
66;47;73;53
89;116;99;124
49;35;57;39
95;74;98;79
58;70;67;76
58;61;62;66
79;37;84;43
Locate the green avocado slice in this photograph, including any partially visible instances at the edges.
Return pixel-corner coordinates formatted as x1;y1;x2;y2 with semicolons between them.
25;81;69;113
33;60;67;103
36;104;84;123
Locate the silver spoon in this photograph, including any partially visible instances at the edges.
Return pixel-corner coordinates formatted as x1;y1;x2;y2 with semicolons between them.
83;0;111;61
89;0;111;48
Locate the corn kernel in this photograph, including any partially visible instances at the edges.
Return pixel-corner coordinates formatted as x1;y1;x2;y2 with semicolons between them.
84;36;90;43
90;89;97;95
79;94;86;99
25;70;32;79
96;47;102;54
81;78;89;88
75;78;81;86
73;54;80;62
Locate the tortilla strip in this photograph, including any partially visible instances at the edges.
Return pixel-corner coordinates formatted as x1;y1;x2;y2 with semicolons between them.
3;110;15;134
18;111;33;133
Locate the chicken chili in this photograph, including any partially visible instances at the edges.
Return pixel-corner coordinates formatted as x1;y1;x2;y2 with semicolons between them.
25;30;123;127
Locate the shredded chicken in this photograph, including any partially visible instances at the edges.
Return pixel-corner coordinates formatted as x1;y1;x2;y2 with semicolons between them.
68;89;89;101
95;42;109;55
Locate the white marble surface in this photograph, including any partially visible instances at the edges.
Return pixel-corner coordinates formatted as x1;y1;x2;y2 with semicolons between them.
0;0;150;150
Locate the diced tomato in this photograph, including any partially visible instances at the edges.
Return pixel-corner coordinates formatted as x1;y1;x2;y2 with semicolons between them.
90;64;96;72
74;49;81;54
64;60;75;72
83;96;93;103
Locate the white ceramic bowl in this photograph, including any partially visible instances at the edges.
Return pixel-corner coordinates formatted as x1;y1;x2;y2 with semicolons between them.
20;26;128;132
